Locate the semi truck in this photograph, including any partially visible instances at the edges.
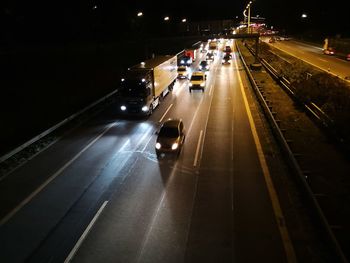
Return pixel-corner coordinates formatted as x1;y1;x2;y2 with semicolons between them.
184;49;197;62
323;38;350;61
117;55;177;115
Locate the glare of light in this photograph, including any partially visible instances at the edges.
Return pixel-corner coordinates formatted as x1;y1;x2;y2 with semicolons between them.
164;16;170;21
182;18;187;23
171;143;178;150
301;13;307;18
137;12;143;17
141;62;145;66
120;105;126;111
92;5;97;10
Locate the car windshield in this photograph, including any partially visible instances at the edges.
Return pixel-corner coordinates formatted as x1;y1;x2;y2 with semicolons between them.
159;127;179;138
191;75;204;81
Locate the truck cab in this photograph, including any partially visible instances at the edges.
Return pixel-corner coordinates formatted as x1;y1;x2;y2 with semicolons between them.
118;72;154;115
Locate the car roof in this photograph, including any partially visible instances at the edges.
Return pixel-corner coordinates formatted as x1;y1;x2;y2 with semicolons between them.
162;119;182;128
192;71;205;76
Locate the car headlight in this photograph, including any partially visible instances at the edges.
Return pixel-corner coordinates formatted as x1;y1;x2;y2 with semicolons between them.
187;61;191;64
181;60;184;64
206;66;209;69
120;105;126;111
141;105;149;112
156;142;161;149
189;83;193;87
171;143;178;150
200;83;205;87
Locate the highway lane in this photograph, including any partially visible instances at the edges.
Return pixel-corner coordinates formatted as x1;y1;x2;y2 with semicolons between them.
0;43;294;263
263;37;350;81
70;44;293;262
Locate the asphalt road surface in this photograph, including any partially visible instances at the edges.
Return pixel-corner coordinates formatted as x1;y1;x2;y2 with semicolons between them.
0;41;297;263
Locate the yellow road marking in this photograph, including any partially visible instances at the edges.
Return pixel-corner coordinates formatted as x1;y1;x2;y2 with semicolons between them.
233;50;297;263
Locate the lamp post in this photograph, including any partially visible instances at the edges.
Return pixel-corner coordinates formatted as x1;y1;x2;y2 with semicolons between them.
243;1;253;33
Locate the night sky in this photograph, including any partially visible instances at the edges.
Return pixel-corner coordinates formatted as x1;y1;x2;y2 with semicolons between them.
1;0;349;44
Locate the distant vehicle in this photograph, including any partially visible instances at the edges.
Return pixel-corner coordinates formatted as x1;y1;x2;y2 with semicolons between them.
209;41;218;53
206;52;214;61
224;46;232;53
222;54;232;64
155;119;185;157
324;38;350;60
323;47;335;55
269;37;276;43
179;55;192;65
199;43;208;53
117;55;177;115
177;65;188;79
189;71;206;92
199;60;210;71
184;49;197;62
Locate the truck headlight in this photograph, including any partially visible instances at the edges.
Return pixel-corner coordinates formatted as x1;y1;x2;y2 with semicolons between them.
120;105;127;111
141;105;149;112
171;143;178;150
189;83;193;87
200;83;205;87
156;142;161;149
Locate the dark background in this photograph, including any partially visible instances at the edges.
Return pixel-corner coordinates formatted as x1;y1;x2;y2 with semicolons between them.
1;0;349;46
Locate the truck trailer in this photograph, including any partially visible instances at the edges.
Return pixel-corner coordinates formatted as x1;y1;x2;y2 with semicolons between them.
117;55;177;115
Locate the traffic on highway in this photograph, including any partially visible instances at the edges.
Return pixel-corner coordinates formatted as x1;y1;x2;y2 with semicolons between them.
1;36;349;263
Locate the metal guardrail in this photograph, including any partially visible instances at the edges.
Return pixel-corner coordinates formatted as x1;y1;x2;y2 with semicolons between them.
248;45;336;132
236;43;348;263
0;89;118;164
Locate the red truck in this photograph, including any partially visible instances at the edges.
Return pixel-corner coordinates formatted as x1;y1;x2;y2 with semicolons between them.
184;49;197;62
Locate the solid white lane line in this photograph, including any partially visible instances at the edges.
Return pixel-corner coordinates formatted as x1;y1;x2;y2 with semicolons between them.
234;52;297;263
0;123;116;226
159;104;173;123
64;201;108;263
193;130;203;167
209;84;214;96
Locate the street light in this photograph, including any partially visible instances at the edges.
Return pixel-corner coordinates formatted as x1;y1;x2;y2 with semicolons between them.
182;18;187;23
243;1;253;33
137;11;143;17
164;16;170;21
301;13;307;18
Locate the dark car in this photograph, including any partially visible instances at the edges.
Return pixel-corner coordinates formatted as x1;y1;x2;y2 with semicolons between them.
155;119;185;157
199;60;210;71
206;52;214;61
222;54;232;64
